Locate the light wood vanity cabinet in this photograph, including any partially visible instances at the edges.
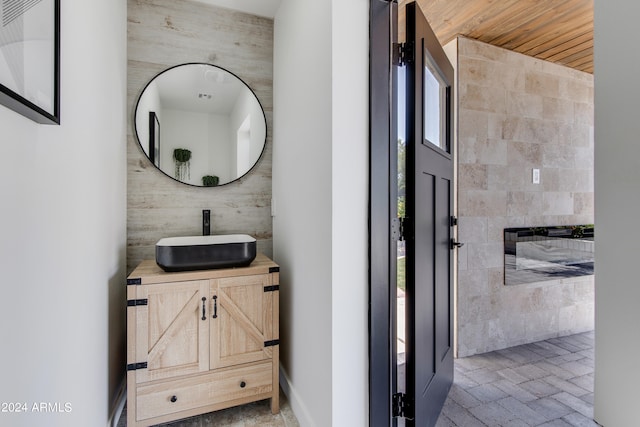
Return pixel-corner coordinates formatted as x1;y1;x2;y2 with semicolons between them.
127;254;279;427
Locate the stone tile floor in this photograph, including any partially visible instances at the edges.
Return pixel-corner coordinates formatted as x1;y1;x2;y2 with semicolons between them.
437;331;599;427
117;389;299;426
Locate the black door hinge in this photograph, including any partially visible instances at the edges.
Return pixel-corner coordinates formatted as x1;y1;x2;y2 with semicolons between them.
399;217;413;241
127;299;148;307
264;285;280;292
126;362;148;371
392;392;411;418
393;41;414;66
392;217;401;241
264;340;280;347
393;217;412;241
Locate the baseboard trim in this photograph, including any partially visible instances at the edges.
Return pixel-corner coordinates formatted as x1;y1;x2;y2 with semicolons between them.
279;364;315;427
107;376;127;427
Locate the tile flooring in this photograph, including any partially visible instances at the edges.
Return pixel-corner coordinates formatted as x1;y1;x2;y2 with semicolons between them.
437;331;598;427
118;331;595;426
116;389;299;426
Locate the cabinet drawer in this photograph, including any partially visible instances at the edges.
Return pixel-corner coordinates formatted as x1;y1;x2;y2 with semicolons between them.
136;361;273;421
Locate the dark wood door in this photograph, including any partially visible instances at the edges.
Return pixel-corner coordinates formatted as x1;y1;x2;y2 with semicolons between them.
404;2;454;425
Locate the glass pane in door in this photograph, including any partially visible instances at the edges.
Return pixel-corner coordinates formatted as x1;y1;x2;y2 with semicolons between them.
423;58;447;150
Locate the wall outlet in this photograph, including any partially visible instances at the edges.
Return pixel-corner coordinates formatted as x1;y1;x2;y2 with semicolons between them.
532;168;540;184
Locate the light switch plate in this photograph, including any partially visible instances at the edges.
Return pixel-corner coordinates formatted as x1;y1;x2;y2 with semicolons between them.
532;168;540;184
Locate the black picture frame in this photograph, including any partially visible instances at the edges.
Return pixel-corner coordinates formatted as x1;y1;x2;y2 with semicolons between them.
149;111;160;168
0;0;60;124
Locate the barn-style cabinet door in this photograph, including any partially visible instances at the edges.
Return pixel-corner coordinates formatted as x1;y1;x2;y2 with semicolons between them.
209;274;278;369
133;280;211;383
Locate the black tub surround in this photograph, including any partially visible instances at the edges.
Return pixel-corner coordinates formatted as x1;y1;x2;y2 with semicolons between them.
504;225;594;285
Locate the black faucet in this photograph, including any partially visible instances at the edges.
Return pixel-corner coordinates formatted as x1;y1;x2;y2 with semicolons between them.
202;210;210;236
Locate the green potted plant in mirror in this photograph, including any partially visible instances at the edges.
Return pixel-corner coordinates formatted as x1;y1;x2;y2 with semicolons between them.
173;148;191;181
202;175;219;187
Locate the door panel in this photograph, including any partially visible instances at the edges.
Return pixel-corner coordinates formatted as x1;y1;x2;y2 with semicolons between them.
210;274;273;369
405;2;454;425
412;171;436;392
136;280;210;383
435;176;452;363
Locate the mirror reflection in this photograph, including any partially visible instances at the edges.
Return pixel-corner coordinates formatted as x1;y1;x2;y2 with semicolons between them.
134;63;267;186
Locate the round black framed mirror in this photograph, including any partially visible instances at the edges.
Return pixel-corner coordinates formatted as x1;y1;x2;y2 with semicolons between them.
134;63;267;187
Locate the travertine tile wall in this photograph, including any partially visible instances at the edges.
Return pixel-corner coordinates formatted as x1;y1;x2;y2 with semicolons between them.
127;0;273;273
452;37;594;357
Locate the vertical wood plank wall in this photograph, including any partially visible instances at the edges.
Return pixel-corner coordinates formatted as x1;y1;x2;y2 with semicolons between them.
127;0;274;273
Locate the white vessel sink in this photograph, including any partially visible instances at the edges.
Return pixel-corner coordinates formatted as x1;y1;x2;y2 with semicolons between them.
156;234;257;272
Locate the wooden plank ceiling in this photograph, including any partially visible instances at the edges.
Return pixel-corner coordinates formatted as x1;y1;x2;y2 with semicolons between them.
399;0;593;74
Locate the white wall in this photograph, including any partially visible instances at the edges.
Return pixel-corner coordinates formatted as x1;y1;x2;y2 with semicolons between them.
0;1;127;427
273;0;369;425
161;109;227;185
230;87;266;177
207;113;233;182
593;0;640;424
273;1;333;424
330;0;369;425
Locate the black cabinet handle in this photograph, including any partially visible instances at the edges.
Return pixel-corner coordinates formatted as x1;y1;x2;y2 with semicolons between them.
170;395;177;403
201;297;206;321
212;295;218;319
240;381;246;388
